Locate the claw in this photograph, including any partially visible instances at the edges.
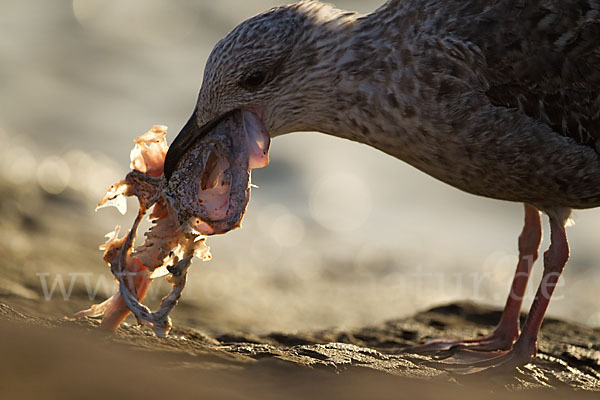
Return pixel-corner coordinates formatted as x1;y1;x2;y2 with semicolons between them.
402;331;516;355
418;340;536;375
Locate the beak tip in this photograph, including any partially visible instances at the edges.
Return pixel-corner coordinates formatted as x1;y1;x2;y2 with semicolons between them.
163;107;201;181
163;150;178;181
164;108;234;182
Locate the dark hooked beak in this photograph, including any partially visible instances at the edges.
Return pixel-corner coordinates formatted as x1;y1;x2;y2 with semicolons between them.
164;107;233;181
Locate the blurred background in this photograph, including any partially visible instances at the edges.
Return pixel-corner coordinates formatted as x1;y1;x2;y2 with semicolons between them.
1;0;599;335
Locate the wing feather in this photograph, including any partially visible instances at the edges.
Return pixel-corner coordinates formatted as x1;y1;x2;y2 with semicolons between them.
451;0;600;148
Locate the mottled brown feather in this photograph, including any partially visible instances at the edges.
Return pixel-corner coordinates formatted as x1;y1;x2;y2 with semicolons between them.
449;0;600;148
180;0;600;212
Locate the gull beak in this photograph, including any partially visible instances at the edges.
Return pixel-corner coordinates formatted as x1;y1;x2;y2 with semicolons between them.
164;107;232;181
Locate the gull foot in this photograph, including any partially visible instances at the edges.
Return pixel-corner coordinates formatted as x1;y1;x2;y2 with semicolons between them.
420;340;536;375
401;330;516;355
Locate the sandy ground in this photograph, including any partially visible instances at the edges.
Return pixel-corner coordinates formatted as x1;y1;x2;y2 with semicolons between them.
1;301;599;399
3;0;600;329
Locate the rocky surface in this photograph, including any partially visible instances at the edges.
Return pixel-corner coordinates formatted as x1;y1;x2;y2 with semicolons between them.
1;301;598;399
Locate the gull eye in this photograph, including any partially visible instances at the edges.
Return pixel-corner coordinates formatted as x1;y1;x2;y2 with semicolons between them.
242;71;266;89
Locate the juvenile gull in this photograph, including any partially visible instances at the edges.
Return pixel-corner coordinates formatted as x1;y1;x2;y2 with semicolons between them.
164;0;600;372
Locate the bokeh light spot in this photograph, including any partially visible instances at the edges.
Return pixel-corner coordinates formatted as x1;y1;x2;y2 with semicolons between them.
309;172;372;232
271;213;305;248
4;146;37;185
37;156;71;194
258;203;305;248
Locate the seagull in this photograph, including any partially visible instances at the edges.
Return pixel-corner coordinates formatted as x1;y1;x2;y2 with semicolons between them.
163;0;600;371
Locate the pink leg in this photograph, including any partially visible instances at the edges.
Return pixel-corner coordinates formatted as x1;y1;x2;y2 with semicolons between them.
405;204;542;354
507;213;569;363
429;210;570;373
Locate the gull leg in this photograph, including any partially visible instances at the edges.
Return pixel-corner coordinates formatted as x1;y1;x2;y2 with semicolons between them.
404;204;541;354
426;210;570;373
